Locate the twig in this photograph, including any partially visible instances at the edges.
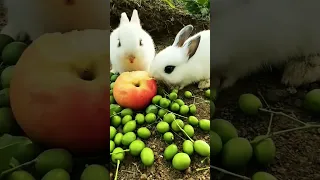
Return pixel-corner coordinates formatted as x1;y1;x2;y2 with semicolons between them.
132;162;142;175
259;108;306;125
114;160;120;180
110;149;130;155
210;165;251;180
258;91;269;108
266;113;274;136
153;104;188;119
0;159;37;178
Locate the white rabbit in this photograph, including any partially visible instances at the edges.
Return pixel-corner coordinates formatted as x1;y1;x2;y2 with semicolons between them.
1;0;109;41
211;0;320;89
149;25;210;90
110;9;156;74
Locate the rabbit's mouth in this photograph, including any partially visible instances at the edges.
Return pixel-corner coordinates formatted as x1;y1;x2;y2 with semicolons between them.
128;55;135;64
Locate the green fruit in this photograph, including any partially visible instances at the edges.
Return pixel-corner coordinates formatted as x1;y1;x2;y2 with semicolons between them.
120;108;133;117
199;119;210;131
194;140;210;157
41;169;70;180
164;144;178;160
183;140;194;155
137;127;151;139
171;119;184;132
135;113;145;124
145;113;156;123
0;107;16;134
110;95;115;104
110;74;118;82
170;103;180;112
169;92;178;100
222;137;253;169
157;87;165;96
111;115;121;127
253;136;276;165
110;140;115;153
172;89;179;94
175;99;185;106
2;42;27;65
114;133;123;146
252;172;277;180
304;89;320;113
35;149;73;176
163;113;175;124
110;104;122;115
184;91;192;98
111;147;125;163
152;95;162;104
0;88;10;107
157;109;168;118
159;98;170;108
121;132;136;146
110;126;117;140
211;88;217;101
188;116;198;126
7;170;35;180
211;119;238;143
197;0;208;5
129;140;145;156
179;105;189;115
156;121;170;133
140;147;154;166
205;89;210;98
172;153;191;171
1;66;15;88
145;104;158;114
189;104;197;115
183;125;194;137
13;142;41;164
80;164;110;180
122;115;132;125
238;93;263;115
0;34;14;53
123;120;137;133
163;132;174;143
110;82;115;89
210;131;223;156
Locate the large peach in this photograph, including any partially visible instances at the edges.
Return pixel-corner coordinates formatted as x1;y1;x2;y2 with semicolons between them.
113;71;157;110
10;30;110;153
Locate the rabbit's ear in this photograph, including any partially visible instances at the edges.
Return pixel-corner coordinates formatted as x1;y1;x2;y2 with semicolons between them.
172;25;194;47
120;12;130;25
182;35;201;60
130;9;141;25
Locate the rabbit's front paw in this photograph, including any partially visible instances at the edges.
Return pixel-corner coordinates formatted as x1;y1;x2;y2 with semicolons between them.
198;79;210;90
220;76;237;90
282;56;320;86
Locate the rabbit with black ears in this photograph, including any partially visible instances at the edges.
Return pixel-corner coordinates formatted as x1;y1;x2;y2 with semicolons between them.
211;0;320;89
1;0;109;41
110;9;156;74
149;25;210;90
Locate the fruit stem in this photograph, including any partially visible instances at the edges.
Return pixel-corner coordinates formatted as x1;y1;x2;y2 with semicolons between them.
114;160;120;180
153;104;188;119
172;117;194;143
110;112;122;118
110;149;130;155
210;165;251;180
0;158;37;177
266;113;274;136
259;108;307;125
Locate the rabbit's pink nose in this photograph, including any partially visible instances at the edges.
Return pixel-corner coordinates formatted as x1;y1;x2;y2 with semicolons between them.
128;55;135;63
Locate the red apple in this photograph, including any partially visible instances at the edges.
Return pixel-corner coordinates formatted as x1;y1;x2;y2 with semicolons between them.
113;71;157;110
10;30;110;153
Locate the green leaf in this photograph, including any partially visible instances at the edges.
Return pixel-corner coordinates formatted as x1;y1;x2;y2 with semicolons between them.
0;134;32;173
162;0;176;8
197;0;208;5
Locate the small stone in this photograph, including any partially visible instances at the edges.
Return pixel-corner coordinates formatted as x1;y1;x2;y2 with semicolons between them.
140;174;147;180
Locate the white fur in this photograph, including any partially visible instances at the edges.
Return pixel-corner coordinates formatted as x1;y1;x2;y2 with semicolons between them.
149;25;210;90
211;0;320;89
110;10;156;74
1;0;109;41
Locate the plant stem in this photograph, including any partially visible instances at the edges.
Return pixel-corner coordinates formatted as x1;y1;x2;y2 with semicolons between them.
266;113;274;136
114;160;120;180
272;124;320;136
0;159;37;177
196;166;210;171
110;149;130;155
210;165;251;180
154;104;188;119
173;118;194;143
259;108;306;125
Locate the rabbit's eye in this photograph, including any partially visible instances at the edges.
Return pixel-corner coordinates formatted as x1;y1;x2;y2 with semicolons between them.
117;39;121;47
164;66;175;74
139;39;143;46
